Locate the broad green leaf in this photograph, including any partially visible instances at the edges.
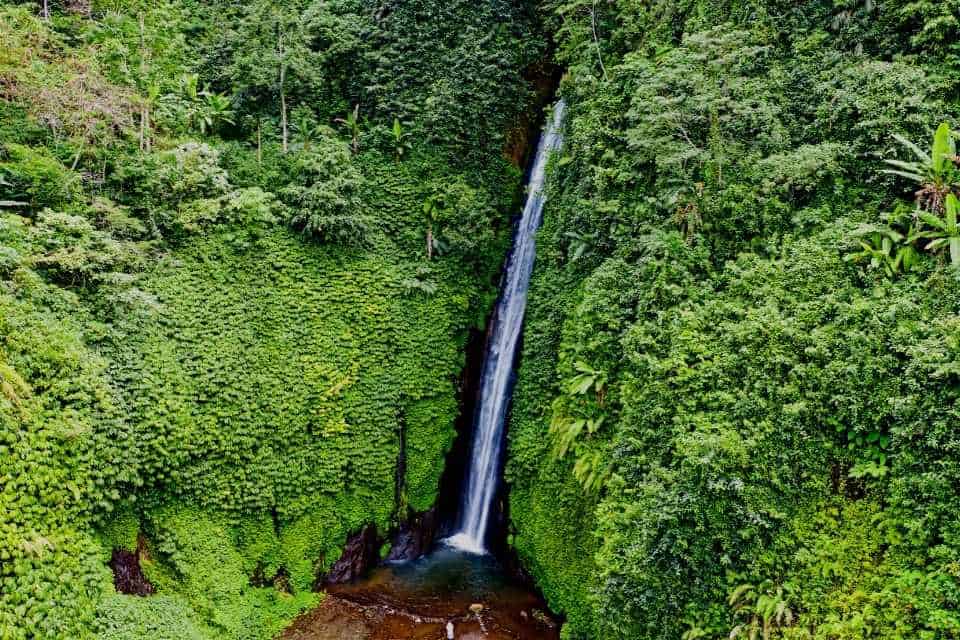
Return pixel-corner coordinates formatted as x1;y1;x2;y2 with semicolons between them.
932;122;953;175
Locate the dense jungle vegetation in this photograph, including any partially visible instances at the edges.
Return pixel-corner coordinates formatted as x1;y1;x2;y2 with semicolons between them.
0;0;542;637
507;1;960;639
2;0;959;639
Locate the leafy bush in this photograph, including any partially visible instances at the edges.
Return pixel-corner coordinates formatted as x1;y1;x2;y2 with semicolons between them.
423;178;504;264
282;137;372;246
155;142;230;208
0;144;83;210
28;209;149;285
97;594;207;640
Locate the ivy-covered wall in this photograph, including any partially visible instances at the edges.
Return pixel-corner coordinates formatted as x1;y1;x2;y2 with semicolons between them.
0;0;543;637
112;229;475;519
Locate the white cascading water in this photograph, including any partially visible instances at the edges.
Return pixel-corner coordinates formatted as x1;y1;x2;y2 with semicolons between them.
446;100;566;555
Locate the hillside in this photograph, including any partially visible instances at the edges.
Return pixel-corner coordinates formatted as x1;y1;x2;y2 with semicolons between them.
2;1;960;639
507;1;960;638
0;1;542;637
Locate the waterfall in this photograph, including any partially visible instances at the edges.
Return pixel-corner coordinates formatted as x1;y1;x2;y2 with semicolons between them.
446;100;566;555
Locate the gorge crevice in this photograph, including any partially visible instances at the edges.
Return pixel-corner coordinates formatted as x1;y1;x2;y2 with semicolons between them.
376;69;565;567
279;95;567;638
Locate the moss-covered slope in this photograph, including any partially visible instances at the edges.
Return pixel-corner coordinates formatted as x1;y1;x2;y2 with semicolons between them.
0;0;543;637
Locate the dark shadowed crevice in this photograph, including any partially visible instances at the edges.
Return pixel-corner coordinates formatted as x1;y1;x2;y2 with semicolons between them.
318;525;381;587
110;535;155;596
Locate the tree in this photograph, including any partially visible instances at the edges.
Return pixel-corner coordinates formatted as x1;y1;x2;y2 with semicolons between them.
281;135;371;246
335;104;361;154
883;122;960;214
289;105;331;153
225;1;317;153
194;88;235;135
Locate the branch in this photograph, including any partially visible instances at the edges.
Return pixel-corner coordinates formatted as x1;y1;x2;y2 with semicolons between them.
592;0;608;81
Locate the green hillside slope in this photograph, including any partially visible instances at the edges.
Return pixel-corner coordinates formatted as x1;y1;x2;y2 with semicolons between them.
0;1;542;637
508;2;960;638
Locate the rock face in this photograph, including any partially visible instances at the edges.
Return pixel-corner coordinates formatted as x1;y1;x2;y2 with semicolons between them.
504;62;563;168
109;538;154;596
322;525;381;585
386;507;439;562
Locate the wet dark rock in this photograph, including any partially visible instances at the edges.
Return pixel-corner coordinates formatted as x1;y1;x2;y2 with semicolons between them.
321;525;380;586
386;507;439;562
504;62;563;168
436;326;487;537
110;536;154;596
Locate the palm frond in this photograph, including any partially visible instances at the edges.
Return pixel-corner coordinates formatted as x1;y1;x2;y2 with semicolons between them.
891;133;929;163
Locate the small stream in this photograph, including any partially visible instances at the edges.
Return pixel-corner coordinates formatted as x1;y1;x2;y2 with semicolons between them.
283;102;567;640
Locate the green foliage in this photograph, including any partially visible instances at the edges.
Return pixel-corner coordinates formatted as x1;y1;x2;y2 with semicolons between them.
583;230;960;639
158;142;230;204
0;144;83;210
335;104;362;155
0;528;113;640
15;1;960;639
728;581;795;640
507;3;960;640
422;178;505;264
0;1;534;638
194;89;236;136
844;225;920;278
895;0;960;67
847;126;960;277
883;122;960;213
97;506;140;553
108;227;472;522
0;280;132;640
96;594;207;640
139;505;318;639
346;0;544;161
912;194;960;267
391;117;412;161
282;137;371;245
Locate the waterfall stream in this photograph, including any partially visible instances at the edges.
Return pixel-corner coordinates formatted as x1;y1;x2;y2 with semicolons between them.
278;103;567;640
446;100;567;555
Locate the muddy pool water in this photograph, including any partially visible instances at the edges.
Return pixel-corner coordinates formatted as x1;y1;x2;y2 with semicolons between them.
281;545;560;640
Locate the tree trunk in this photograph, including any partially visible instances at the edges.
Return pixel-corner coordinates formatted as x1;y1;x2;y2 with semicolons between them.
138;14;149;152
279;34;288;153
139;103;146;152
426;226;433;260
71;141;85;171
41;0;48;19
72;78;85;170
257;120;262;167
281;89;288;153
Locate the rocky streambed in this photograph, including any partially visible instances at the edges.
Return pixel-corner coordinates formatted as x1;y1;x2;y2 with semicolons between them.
282;545;560;640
